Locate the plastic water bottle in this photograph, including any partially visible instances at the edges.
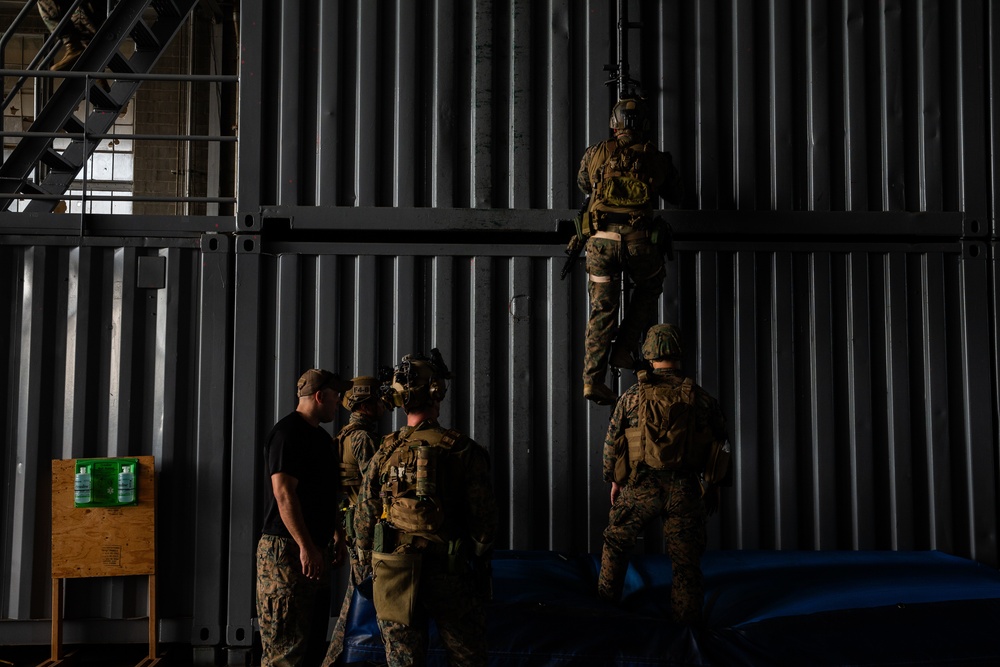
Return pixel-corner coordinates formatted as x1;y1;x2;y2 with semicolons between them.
74;465;92;505
118;464;135;504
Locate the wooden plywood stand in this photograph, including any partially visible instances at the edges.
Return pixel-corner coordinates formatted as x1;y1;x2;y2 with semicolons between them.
44;456;160;667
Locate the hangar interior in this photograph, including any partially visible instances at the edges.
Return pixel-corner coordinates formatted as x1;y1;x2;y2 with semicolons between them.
1;0;999;664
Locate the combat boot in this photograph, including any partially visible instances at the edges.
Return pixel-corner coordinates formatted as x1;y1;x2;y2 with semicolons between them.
609;344;634;370
51;42;84;71
584;382;617;406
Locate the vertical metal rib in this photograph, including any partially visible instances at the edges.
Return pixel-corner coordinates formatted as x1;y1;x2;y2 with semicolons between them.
845;251;874;548
804;0;831;210
877;0;904;211
766;0;792;209
316;1;340;206
277;1;301;205
882;251;914;550
354;1;378;206
63;247;91;459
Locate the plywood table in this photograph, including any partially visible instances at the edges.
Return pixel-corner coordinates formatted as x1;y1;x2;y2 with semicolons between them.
44;456;159;666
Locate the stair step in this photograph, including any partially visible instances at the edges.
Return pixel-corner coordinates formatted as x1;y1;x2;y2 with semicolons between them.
39;147;79;174
151;0;184;18
19;181;55;196
62;115;85;136
85;82;117;109
130;19;161;50
107;52;136;74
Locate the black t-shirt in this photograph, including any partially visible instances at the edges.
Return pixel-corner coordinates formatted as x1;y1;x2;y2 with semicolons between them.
261;411;339;547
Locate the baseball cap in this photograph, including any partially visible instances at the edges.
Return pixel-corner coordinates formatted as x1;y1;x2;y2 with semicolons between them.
296;369;352;397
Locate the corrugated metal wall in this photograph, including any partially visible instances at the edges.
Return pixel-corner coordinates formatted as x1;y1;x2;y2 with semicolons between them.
2;0;998;657
239;233;995;562
236;0;993;222
0;234;233;645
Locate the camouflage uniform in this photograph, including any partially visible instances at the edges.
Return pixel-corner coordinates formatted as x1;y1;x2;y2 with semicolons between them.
354;419;497;667
577;137;681;389
378;570;486;667
599;368;727;624
335;410;381;576
37;0;101;47
257;535;334;666
323;411;381;666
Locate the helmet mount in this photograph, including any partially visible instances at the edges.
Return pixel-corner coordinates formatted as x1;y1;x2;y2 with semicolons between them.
384;349;452;409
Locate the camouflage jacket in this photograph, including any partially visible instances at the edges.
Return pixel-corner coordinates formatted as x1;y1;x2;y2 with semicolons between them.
603;368;728;483
336;411;380;506
353;419;497;575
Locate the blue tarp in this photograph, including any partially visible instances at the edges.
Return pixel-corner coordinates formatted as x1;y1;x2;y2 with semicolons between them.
341;550;1000;666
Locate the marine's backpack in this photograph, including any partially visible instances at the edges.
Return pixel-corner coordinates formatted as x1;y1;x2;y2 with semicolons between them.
624;373;728;485
588;139;659;211
377;427;467;541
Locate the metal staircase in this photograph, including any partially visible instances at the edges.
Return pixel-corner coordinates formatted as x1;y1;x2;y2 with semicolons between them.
0;0;200;212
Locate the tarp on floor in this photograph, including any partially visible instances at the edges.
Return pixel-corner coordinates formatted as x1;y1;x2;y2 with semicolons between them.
340;550;1000;666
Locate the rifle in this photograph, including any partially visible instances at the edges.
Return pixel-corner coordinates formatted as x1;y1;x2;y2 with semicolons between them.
559;196;591;280
603;0;643;99
652;216;675;262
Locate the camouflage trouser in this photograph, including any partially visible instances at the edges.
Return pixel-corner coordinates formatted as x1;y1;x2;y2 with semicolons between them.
377;568;487;667
599;469;707;624
583;234;664;385
256;535;333;667
37;0;101;45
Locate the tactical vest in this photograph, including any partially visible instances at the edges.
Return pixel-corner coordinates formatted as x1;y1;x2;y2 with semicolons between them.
625;374;717;477
377;427;467;543
336;423;365;495
587;139;659;215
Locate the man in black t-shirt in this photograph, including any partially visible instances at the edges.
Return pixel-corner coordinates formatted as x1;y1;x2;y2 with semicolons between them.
257;368;352;666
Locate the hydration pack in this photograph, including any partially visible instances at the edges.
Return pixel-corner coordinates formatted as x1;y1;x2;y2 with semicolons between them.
588;139;659;211
377;427;466;542
624;373;720;479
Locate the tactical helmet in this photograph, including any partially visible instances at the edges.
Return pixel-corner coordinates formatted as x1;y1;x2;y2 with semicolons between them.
609;97;650;135
642;324;683;360
385;349;452;409
342;376;381;411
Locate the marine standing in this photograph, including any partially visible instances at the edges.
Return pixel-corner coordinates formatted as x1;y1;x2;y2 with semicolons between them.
354;350;498;666
324;376;390;665
598;325;730;625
